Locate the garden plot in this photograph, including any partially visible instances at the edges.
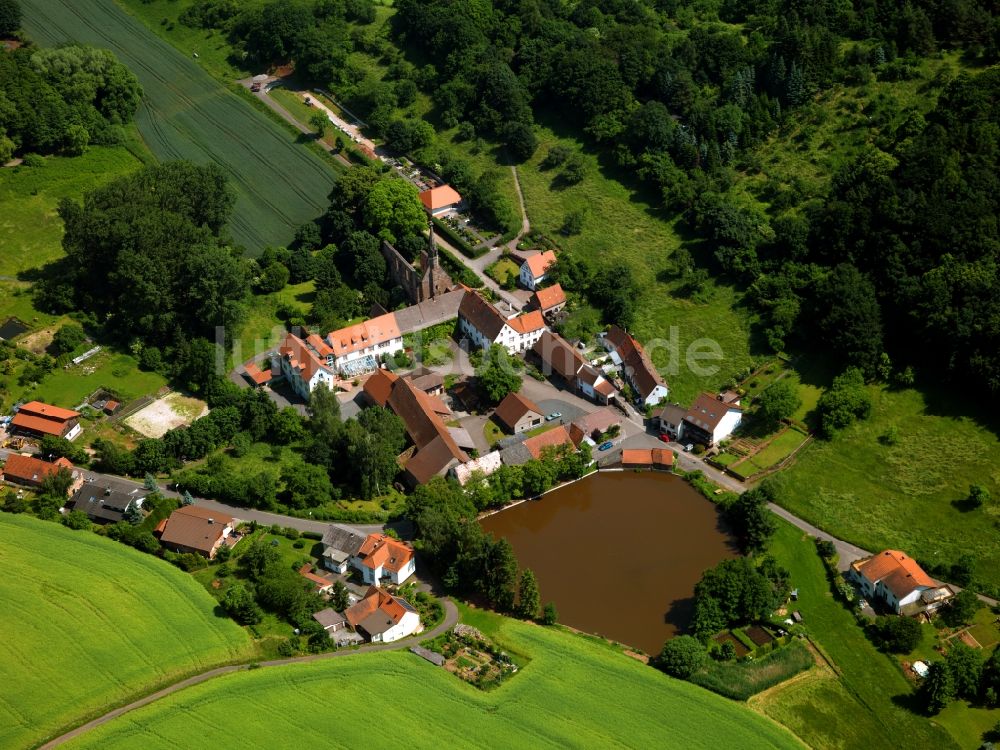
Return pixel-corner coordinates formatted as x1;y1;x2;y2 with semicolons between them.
126;392;207;438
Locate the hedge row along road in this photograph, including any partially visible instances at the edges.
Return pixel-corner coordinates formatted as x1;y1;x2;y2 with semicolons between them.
20;0;339;253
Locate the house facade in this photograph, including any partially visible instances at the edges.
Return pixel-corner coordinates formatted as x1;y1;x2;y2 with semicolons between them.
320;524;367;574
600;327;668;407
531;331;615;404
848;550;949;614
681;392;743;446
654;404;687;437
458;291;546;354
532;283;566;315
275;332;337;399
324;312;403;377
345;586;421;643
519;250;556;291
352;533;416;585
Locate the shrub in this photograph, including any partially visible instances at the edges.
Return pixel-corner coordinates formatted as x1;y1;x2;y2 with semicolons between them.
656;636;708;678
868;615;922;653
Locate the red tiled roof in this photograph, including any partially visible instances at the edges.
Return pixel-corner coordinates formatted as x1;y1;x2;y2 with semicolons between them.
854;550;936;599
419;185;462;211
326;313;400;359
533;283;566;311
244;363;270;386
363;368;399;407
532;331;585;381
384;377;467;483
298;564;333;592
523;425;574;460
523;251;556;279
610;329;667;400
345;585;408;630
356;533;414;573
10;413;73;437
493;391;543;431
684;392;743;431
279;332;331;382
508;310;545;335
17;401;80;421
2;453;73;484
621;448;674;467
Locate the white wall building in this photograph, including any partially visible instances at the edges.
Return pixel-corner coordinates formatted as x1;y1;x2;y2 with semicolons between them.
519;250;556;291
458;291;546;355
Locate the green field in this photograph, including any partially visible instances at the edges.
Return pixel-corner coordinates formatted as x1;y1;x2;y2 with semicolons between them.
0;515;253;750
20;0;339;253
765;520;958;749
0;139;148;278
63;607;800;750
770;385;1000;592
517;124;756;404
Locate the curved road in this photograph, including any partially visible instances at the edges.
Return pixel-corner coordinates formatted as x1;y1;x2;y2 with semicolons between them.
38;598;459;749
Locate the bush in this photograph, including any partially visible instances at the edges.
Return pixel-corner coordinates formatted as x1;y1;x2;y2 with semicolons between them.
656;636;708;678
869;615;922;653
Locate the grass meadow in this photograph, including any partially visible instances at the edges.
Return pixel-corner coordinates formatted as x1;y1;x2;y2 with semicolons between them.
0;515;252;750
63;605;801;750
21;0;339;254
764;520;958;749
769;385;1000;592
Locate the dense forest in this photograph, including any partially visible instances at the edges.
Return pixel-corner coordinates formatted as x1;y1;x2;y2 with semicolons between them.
0;43;142;161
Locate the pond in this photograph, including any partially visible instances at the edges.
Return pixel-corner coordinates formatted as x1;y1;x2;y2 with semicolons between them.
480;471;737;655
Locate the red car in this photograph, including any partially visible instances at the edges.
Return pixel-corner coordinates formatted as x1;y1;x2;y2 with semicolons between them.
657;433;671;443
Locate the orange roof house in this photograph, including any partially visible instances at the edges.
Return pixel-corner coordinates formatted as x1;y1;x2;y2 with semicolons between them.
362;368;400;407
277;332;336;398
243;363;272;387
419;185;463;215
325;312;401;362
2;454;81;493
519;251;556;290
354;533;416;585
621;448;674;470
533;283;566;313
493;391;544;434
10;401;82;441
345;585;420;642
523;425;574;460
457;290;546;354
849;550;941;614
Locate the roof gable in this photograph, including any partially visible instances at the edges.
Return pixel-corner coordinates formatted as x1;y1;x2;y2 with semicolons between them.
523;251;556;278
493;391;543;430
534;283;566;310
419;185;462;210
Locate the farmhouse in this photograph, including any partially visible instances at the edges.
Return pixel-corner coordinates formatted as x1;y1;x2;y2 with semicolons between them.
385;376;469;485
519;250;556;291
345;585;421;643
320;524;366;574
69;480;146;524
353;533;416;586
449;450;503;486
419;184;463;215
158;505;236;559
10;401;82;441
458;290;546;354
532;283;566;315
1;454;82;495
848;550;952;615
531;331;614;404
681;392;743;447
600;326;668;407
493;391;544;434
275;332;337;398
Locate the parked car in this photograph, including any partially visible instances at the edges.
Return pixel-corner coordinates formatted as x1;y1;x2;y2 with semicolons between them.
598;441;614;451
657;433;671;443
545;412;562;421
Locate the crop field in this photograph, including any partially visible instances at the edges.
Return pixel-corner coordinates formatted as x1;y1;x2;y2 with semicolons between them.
63;611;800;749
20;0;339;253
0;515;252;750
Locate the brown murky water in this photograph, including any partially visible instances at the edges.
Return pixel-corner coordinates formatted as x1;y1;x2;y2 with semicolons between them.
481;471;737;655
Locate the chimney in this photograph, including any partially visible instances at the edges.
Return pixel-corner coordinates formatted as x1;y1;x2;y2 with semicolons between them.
208;518;214;524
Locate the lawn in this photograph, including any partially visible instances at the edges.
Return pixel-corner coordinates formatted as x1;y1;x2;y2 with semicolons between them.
517;122;756;404
765;520;958;749
231;281;316;367
485;257;520;286
0;514;253;750
22;0;339;253
769;385;1000;593
63;607;801;750
732;427;810;476
0;138;149;277
27;350;167;410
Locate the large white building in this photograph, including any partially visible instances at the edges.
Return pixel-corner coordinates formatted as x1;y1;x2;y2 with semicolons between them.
458;290;546;354
680;392;743;446
275;313;404;397
320;526;416;586
849;550;953;615
345;586;421;643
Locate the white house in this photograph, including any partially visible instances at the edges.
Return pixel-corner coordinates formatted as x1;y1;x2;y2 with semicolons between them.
352;533;416;586
324;312;403;377
600;326;668;407
458;290;546;354
275;332;337;398
680;392;743;446
849;550;950;614
519;250;556;291
419;184;463;216
320;525;367;574
345;586;421;643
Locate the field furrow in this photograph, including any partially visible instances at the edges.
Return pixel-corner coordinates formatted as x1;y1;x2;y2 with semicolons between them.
19;0;339;253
